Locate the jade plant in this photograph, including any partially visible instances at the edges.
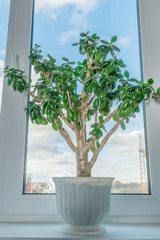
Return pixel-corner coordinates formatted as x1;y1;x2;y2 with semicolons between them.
4;31;157;177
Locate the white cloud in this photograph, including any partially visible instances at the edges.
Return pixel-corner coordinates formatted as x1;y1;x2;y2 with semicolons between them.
109;129;144;145
35;0;98;31
118;36;131;49
35;0;98;14
91;128;146;182
50;13;57;21
59;29;79;43
68;0;98;27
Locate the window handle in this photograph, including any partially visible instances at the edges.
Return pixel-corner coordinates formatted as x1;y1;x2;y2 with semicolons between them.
11;52;19;69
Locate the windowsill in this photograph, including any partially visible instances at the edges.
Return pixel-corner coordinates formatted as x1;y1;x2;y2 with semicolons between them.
0;222;160;239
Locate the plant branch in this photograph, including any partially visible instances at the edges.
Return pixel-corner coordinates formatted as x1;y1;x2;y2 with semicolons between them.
59;113;74;131
80;48;91;103
91;59;96;66
59;89;63;95
101;108;118;125
34;61;51;78
85;135;96;152
91;66;102;70
95;109;98;124
86;47;91;65
59;127;77;153
73;122;81;140
67;91;73;110
60;106;80;141
25;89;43;102
89;117;124;168
83;94;96;117
79;92;92;110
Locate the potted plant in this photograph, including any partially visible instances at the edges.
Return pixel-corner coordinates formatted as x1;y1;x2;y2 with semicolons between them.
4;31;157;235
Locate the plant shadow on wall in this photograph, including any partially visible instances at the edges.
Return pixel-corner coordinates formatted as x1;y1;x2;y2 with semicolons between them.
4;31;160;236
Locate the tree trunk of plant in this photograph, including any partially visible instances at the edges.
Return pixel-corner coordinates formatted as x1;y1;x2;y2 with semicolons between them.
76;119;91;177
76;149;91;177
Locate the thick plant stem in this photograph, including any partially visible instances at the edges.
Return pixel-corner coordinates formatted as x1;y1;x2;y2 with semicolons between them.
76;114;91;176
76;149;91;177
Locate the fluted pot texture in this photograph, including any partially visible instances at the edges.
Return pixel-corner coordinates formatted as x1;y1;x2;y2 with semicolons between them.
53;177;114;236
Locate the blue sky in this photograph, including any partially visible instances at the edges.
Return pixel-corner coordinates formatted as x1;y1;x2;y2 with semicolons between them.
0;0;149;192
33;0;141;79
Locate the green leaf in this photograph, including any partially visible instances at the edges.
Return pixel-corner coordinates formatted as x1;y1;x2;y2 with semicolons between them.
89;48;93;57
82;59;87;65
100;40;109;45
91;33;97;38
99;116;103;123
73;112;79;123
128;99;135;106
47;111;54;122
67;109;73;122
62;57;68;62
121;100;129;110
57;66;64;71
126;118;129;123
93;98;99;109
34;66;40;74
157;88;160;93
72;43;79;46
88;68;94;74
52;121;58;131
74;71;79;77
91;123;99;128
135;106;140;113
56;117;62;130
87;138;93;142
71;81;77;89
99;101;105;110
111;36;117;43
129;78;140;84
92;83;98;93
96;141;100;149
35;118;41;125
100;92;106;101
148;78;154;85
122;107;132;118
112;44;120;52
91;147;94;153
82;94;89;103
121;122;126;130
80;32;86;37
113;113;118;121
116;74;123;79
95;53;103;61
119;59;124;65
86;85;92;93
124;70;129;79
79;45;86;55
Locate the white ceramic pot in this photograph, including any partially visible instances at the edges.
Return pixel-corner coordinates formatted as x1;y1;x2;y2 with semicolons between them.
53;177;114;236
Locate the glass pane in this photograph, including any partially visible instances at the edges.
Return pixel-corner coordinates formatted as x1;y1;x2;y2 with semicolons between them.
25;0;149;194
0;1;10;114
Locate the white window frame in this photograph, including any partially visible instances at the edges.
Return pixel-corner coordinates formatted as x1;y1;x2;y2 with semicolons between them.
0;0;160;223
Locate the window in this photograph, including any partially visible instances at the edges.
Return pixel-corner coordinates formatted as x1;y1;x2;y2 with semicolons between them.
25;0;149;194
0;0;160;222
0;1;10;113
